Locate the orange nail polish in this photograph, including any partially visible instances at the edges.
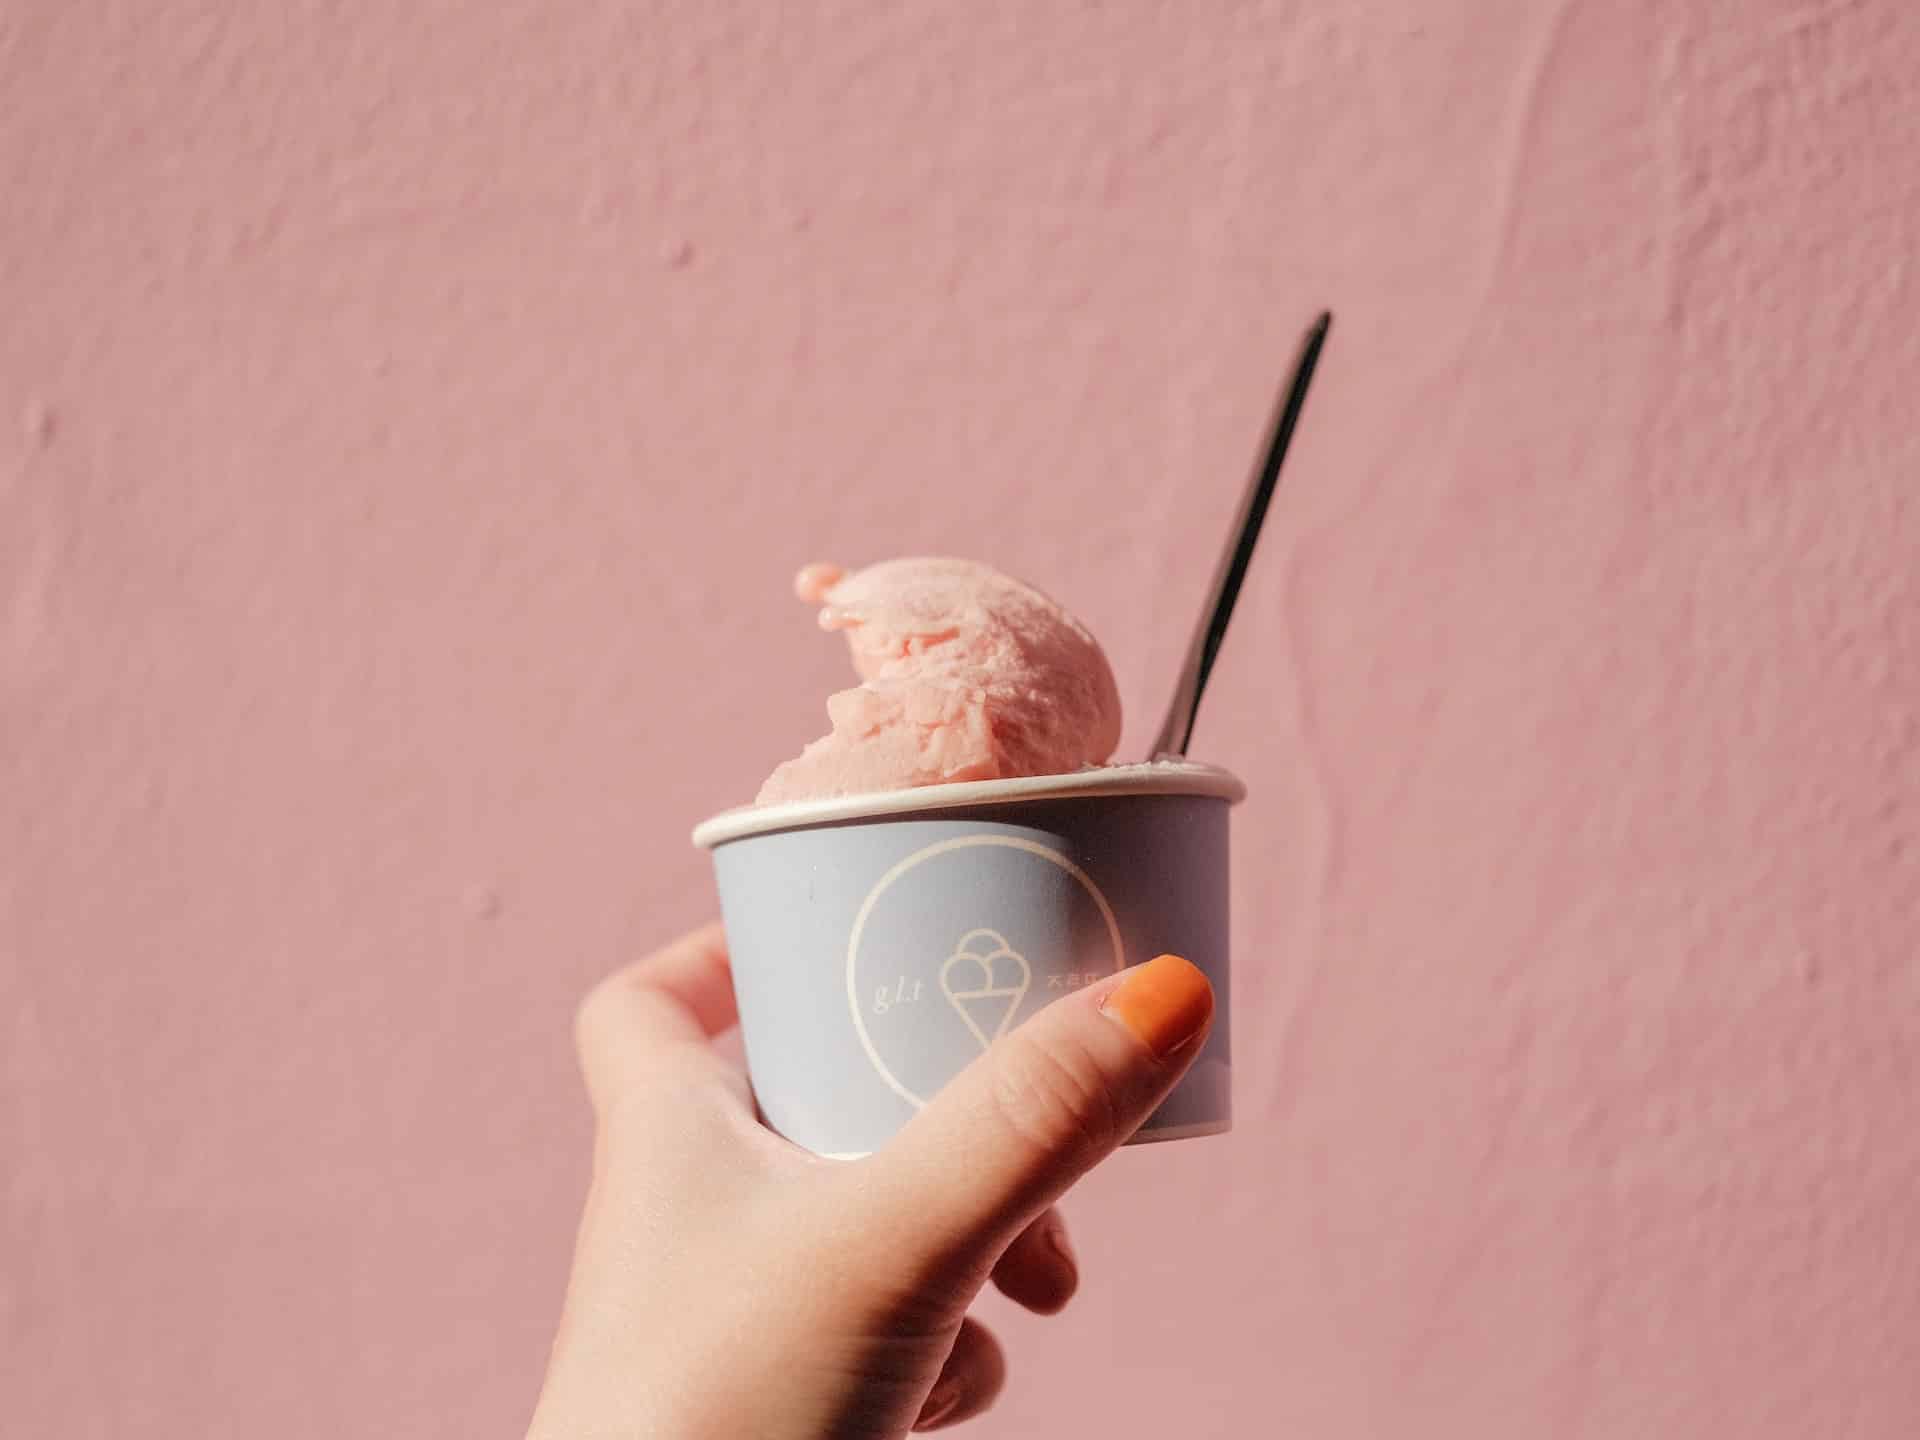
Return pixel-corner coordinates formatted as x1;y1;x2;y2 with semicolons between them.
1100;954;1213;1058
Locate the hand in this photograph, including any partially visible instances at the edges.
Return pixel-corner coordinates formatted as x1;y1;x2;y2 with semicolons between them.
527;923;1214;1439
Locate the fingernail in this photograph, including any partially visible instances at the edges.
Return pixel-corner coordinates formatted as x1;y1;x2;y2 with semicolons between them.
1100;954;1213;1058
1046;1216;1077;1274
915;1380;960;1431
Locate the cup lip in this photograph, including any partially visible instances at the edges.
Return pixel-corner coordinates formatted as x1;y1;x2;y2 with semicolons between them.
691;759;1246;850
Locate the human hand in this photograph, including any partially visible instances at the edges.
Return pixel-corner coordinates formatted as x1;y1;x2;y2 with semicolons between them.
526;922;1213;1439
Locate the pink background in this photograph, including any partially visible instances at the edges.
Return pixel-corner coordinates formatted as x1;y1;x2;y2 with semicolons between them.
6;2;1918;1435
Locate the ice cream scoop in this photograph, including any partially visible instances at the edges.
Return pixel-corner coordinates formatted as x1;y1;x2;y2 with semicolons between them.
755;557;1123;805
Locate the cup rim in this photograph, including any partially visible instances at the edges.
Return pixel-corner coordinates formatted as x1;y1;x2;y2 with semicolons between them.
691;759;1246;849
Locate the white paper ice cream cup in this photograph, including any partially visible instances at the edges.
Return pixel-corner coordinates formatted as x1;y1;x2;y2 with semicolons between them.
692;761;1243;1158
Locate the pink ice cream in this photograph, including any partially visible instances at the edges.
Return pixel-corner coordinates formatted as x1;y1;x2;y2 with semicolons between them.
756;558;1123;805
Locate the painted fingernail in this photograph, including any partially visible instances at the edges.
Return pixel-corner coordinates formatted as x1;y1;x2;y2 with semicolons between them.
1099;954;1213;1058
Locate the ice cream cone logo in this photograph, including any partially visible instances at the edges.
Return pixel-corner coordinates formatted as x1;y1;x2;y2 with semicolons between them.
847;835;1126;1110
939;929;1032;1051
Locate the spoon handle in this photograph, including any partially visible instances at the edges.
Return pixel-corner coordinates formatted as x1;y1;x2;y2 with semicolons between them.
1149;310;1333;759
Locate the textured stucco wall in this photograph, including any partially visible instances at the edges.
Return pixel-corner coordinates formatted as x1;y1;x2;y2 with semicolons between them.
5;2;1918;1436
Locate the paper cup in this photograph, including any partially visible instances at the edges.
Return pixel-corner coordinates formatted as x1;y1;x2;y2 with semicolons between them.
691;761;1243;1158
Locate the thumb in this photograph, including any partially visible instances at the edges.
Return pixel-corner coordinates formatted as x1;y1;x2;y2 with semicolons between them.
867;954;1214;1274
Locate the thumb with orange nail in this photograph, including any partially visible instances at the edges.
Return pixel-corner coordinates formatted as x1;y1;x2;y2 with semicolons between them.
528;927;1213;1440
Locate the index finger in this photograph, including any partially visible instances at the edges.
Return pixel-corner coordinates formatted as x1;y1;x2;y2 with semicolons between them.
574;922;742;1109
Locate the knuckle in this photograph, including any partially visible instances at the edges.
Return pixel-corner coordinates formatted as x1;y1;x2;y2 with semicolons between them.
988;1032;1122;1165
595;1089;667;1152
598;1071;726;1154
572;977;619;1060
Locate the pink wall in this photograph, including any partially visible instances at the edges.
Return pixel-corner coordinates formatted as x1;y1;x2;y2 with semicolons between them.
6;2;1918;1435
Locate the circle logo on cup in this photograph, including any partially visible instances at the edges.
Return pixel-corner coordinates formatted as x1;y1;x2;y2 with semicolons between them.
847;836;1124;1108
